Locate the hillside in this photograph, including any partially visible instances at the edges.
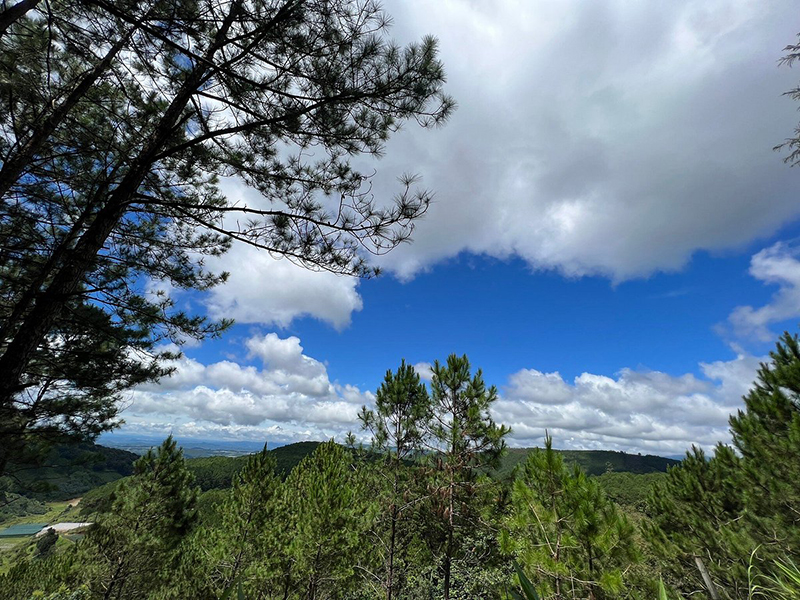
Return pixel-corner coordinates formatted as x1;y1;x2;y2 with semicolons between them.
1;443;139;501
3;439;676;501
186;441;678;491
496;447;679;479
187;441;322;490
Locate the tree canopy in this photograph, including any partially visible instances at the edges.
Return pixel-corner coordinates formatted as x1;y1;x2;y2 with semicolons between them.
0;0;454;472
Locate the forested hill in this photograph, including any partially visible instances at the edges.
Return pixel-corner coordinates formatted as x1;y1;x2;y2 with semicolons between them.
496;447;680;478
187;441;323;490
2;443;139;500
4;440;679;499
185;441;679;491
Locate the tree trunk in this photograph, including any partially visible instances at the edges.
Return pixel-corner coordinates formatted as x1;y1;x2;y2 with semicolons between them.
443;465;455;600
387;504;397;600
443;527;453;600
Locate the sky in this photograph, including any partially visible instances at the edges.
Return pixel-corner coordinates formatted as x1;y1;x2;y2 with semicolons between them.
105;0;800;456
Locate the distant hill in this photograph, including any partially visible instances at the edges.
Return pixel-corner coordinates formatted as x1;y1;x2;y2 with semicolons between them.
100;434;268;457
3;443;139;500
187;441;322;490
186;441;679;491
496;448;679;479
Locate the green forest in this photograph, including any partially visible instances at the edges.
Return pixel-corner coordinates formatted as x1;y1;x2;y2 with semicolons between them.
2;342;800;599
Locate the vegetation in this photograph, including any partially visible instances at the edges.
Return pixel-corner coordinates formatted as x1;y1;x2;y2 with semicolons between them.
645;331;800;598
1;330;800;597
0;0;453;474
1;3;799;599
1;443;138;501
496;449;678;479
501;436;639;598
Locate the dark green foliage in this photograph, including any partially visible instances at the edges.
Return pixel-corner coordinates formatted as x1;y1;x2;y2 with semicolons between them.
185;441;322;490
35;527;58;558
496;449;678;480
646;446;751;597
2;442;137;500
593;472;667;511
78;480;123;517
194;488;229;528
185;455;250;491
426;354;511;600
0;492;47;522
646;331;800;598
16;345;797;599
729;333;800;553
0;0;453;472
359;360;431;600
501;435;639;599
195;446;282;597
0;548;85;600
278;440;376;599
79;436;198;599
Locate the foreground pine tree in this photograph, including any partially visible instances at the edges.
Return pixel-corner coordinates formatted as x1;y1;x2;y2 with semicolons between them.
278;440;375;599
359;360;431;600
81;436;197;600
501;435;638;599
175;445;284;599
426;354;510;600
648;331;800;598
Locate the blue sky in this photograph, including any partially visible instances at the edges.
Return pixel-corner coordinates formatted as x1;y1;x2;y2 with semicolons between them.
218;244;774;391
108;0;800;456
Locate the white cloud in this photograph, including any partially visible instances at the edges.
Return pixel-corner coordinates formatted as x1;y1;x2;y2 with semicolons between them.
494;351;763;455
199;177;364;330
127;333;373;442
163;1;800;333
204;243;363;330
367;0;800;281
726;242;800;341
123;333;764;455
413;362;433;382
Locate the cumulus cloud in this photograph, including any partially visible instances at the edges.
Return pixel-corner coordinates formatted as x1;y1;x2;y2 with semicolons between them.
413;362;434;382
123;333;764;454
198;177;364;330
128;333;373;442
366;0;800;281
726;242;800;341
160;1;800;332
204;242;363;330
494;351;763;455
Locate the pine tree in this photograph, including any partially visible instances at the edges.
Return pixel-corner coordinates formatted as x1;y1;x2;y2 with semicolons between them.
425;354;510;600
0;0;455;455
646;331;800;598
35;528;58;558
80;436;198;600
359;359;431;600
203;445;283;597
501;435;639;599
645;445;751;598
730;332;800;554
278;440;375;599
